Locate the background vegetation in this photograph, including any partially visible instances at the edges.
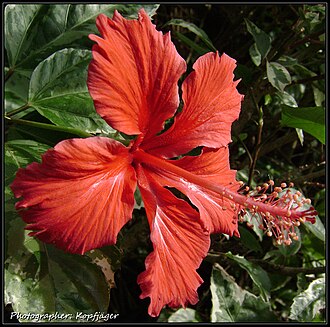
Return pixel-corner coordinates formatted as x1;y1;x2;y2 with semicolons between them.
4;3;326;323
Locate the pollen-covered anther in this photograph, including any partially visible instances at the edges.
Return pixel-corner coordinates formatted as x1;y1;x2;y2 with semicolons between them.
260;194;267;200
304;198;312;205
283;239;292;246
281;182;287;188
269;180;275;186
284;220;292;227
275;239;283;246
266;230;273;237
294;220;301;227
271;191;279;198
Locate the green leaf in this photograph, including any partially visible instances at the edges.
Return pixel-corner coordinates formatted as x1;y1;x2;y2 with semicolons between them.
237;226;262;253
164;19;217;51
245;19;271;60
168;308;201;322
5;4;159;70
276;91;298;107
211;264;277;322
5;71;31;114
5;212;110;321
173;31;210;55
5;269;56;322
281;105;325;144
266;61;292;92
277;55;298;67
312;85;325;107
4;4;44;68
46;245;110;315
5;140;50;187
289;277;325;322
301;233;325;265
249;43;261;66
225;252;271;301
28;48;115;135
275;92;306;144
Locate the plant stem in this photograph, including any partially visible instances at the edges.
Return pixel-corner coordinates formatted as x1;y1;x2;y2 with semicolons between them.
248;88;263;187
5;117;92;138
206;253;325;276
6;103;31;117
250;259;325;276
5;67;15;82
292;74;325;85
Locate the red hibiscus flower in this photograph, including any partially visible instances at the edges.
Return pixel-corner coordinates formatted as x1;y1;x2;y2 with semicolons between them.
11;9;317;317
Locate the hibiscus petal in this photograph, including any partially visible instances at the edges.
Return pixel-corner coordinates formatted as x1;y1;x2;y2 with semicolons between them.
88;10;186;139
10;137;137;254
140;147;241;236
136;166;210;317
143;52;244;158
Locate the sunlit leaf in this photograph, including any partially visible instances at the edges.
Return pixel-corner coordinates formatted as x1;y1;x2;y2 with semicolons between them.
266;61;292;92
289;277;325;322
225;252;271;301
5;4;159;70
211;264;277;322
168;308;201;322
281;105;325;144
28;48;115;135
